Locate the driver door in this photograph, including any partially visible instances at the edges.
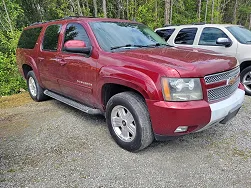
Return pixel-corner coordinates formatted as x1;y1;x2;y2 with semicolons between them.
57;22;97;106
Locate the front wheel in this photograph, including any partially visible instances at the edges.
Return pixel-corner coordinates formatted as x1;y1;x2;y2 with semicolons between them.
27;71;48;102
106;92;154;152
241;66;251;96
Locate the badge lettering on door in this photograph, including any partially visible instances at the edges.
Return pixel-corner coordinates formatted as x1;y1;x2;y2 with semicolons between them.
77;80;92;87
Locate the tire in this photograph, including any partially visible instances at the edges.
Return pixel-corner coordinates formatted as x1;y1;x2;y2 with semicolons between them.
27;71;48;102
106;92;154;152
240;66;251;96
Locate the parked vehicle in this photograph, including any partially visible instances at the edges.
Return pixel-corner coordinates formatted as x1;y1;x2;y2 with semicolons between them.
155;24;251;95
16;17;245;151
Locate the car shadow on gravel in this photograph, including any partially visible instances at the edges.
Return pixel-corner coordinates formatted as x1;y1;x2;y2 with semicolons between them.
51;99;106;123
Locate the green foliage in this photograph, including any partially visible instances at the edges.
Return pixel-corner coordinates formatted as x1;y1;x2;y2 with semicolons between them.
0;0;251;96
0;30;26;95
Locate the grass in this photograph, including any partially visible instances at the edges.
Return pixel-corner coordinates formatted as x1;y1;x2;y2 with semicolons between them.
0;92;32;109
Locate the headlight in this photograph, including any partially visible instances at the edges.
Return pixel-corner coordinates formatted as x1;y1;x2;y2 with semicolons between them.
161;78;203;101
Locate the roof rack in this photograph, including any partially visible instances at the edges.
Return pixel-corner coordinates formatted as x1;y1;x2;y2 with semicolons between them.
163;22;205;27
192;22;205;25
29;16;95;26
163;24;180;27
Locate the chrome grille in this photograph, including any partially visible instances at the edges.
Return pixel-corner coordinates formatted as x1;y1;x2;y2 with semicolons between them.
207;78;240;102
204;67;240;84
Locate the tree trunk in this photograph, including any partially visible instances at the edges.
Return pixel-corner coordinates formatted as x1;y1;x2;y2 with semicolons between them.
93;0;97;17
249;14;251;30
126;0;129;19
211;0;215;23
197;0;202;22
117;0;121;18
102;0;107;18
155;0;158;20
2;0;13;33
170;0;173;24
76;0;83;16
205;0;208;23
164;0;171;25
217;0;220;23
233;0;238;24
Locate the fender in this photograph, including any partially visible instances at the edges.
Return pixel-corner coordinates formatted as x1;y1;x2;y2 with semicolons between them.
96;66;161;105
21;54;44;88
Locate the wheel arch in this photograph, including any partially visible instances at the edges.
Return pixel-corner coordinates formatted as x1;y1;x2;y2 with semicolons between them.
97;66;160;109
240;61;251;72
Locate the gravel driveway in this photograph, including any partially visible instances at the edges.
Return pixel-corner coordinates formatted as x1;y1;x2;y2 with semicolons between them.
0;92;251;188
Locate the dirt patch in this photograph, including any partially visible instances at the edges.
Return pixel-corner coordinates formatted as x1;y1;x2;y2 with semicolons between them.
0;92;32;109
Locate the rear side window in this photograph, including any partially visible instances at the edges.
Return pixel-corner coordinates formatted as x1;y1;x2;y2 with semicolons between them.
17;27;42;49
199;27;229;46
175;28;198;45
42;24;61;51
64;23;91;47
156;29;175;41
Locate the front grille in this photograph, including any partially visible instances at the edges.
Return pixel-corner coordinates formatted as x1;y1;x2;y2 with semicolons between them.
207;78;240;102
204;67;240;102
204;66;240;84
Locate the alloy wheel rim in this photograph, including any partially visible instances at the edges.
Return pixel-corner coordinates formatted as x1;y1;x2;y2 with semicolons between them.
111;105;136;142
28;77;37;97
243;71;251;93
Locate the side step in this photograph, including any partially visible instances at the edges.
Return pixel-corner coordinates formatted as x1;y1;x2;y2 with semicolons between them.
44;90;102;115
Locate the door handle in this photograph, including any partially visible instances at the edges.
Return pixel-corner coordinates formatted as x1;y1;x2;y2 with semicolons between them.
57;59;68;66
38;57;44;62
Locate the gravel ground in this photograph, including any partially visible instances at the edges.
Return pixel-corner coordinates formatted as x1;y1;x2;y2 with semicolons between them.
0;92;251;188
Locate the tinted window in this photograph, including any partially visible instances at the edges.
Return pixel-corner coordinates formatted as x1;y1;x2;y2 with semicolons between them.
227;26;251;44
64;23;91;47
174;28;197;45
89;22;166;52
199;27;229;46
156;29;175;41
43;25;61;51
17;27;42;49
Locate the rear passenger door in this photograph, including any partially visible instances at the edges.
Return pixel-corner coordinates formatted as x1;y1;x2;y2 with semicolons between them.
37;24;62;93
57;22;97;106
173;28;198;46
155;28;175;42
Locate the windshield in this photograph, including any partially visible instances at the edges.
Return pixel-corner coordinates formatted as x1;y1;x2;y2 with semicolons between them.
89;21;167;51
227;26;251;44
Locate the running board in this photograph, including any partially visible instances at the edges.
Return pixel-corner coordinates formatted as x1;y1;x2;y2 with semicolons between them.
44;90;102;115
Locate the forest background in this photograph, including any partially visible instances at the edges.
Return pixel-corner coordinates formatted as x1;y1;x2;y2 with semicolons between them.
0;0;251;96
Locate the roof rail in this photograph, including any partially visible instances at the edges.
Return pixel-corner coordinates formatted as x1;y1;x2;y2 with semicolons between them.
163;24;180;27
163;22;205;27
29;16;95;26
192;22;205;25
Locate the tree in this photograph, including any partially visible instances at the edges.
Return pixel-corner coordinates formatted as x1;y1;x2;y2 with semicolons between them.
233;0;238;24
93;0;97;17
164;0;171;25
205;0;208;23
103;0;107;18
197;0;202;22
211;0;215;23
250;13;251;29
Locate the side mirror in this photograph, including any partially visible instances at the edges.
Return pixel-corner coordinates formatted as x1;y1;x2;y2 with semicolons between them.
216;38;232;47
64;40;92;55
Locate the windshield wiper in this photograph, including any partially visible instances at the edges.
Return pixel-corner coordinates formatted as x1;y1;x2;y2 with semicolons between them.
110;43;172;50
111;44;145;50
145;43;173;48
246;41;251;44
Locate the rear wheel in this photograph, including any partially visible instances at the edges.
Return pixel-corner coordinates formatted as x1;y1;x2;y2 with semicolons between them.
27;71;48;101
106;92;154;152
241;66;251;96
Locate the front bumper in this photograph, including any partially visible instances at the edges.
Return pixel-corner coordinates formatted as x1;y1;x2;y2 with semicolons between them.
146;87;245;138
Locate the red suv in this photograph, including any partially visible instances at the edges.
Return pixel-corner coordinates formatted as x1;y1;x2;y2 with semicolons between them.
16;17;245;151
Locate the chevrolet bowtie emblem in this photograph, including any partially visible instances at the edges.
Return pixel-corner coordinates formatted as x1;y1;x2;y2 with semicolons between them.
227;76;237;86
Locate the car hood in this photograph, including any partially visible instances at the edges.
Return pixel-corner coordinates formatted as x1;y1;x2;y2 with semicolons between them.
115;46;238;77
